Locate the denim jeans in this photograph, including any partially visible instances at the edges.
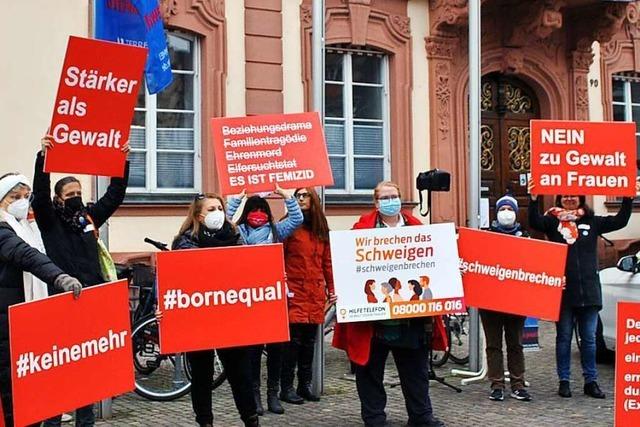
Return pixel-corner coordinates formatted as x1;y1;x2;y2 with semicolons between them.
555;304;599;383
43;404;95;427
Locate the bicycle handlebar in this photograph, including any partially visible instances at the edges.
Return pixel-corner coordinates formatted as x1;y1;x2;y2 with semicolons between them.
144;238;169;251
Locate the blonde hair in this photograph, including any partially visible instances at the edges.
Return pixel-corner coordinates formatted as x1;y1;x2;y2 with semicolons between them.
175;193;230;240
373;181;402;201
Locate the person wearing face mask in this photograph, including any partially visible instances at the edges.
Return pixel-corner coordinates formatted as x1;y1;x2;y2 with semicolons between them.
0;173;83;427
226;185;303;416
279;187;335;405
32;134;129;427
528;181;633;400
479;194;531;403
332;181;445;427
169;193;259;427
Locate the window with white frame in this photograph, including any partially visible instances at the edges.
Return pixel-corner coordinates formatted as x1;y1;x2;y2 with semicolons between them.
128;32;201;197
325;48;390;194
612;73;640;175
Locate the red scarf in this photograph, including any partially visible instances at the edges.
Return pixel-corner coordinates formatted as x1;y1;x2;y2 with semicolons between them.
545;207;585;245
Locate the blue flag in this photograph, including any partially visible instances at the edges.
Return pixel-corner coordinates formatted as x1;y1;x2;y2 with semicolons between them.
95;0;172;94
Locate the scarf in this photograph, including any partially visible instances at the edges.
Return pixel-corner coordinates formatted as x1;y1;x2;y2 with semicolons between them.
240;223;275;245
197;222;240;248
53;198;90;233
545;207;585;245
491;220;523;235
0;211;48;301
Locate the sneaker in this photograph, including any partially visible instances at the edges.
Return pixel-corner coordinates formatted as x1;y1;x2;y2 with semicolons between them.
489;388;504;401
510;389;532;401
584;381;606;399
558;380;572;398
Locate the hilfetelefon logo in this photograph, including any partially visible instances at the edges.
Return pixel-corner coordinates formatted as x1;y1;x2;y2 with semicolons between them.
340;304;388;321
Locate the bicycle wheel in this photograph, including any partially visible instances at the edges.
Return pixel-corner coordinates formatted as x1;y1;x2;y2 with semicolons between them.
132;316;191;401
431;315;450;367
448;312;470;365
324;304;336;336
184;349;228;390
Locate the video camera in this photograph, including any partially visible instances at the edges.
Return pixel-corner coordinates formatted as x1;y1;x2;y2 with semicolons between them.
416;169;451;217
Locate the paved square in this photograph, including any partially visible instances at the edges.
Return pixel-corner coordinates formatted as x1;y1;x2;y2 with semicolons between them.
96;321;615;426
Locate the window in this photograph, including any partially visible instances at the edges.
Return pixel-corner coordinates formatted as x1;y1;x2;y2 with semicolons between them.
128;32;201;198
325;48;390;194
612;73;640;175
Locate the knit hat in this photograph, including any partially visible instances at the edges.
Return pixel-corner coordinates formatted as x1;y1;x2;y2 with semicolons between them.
496;194;518;211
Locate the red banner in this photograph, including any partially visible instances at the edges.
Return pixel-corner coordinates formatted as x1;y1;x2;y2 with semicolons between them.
9;281;134;426
530;120;636;197
156;245;289;353
615;302;640;426
0;398;4;427
458;227;567;321
211;112;334;195
45;36;147;177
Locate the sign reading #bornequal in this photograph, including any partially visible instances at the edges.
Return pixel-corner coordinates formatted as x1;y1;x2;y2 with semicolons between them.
330;223;465;323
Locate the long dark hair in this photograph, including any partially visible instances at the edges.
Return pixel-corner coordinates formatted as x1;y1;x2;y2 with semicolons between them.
294;187;330;241
363;279;375;297
554;195;593;216
409;279;422;296
237;196;274;226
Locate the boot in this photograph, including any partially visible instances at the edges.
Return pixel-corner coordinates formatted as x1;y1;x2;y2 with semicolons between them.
558;380;571;398
253;382;264;416
267;383;285;414
297;383;320;402
584;381;605;399
280;386;304;404
243;414;260;427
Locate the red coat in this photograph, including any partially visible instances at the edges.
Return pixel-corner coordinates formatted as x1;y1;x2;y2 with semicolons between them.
283;226;334;324
332;209;449;366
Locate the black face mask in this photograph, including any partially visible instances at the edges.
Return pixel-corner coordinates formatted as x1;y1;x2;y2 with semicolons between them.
64;196;84;214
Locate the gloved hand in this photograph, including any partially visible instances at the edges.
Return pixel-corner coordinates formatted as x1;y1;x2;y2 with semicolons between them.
53;274;83;299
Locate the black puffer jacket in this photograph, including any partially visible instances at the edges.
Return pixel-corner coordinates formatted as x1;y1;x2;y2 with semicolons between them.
0;222;64;427
32;152;129;292
528;197;632;308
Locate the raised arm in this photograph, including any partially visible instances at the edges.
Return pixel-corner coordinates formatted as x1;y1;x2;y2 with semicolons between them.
527;198;556;233
89;162;130;228
275;197;303;240
596;197;633;235
226;196;243;222
31;151;57;231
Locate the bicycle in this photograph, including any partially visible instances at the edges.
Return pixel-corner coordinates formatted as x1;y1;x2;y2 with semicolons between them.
427;312;470;368
128;238;226;401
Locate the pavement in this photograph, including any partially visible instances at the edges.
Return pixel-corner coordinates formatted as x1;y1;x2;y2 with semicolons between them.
94;321;615;426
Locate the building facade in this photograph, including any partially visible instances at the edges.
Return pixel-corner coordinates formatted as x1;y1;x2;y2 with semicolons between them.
2;0;640;262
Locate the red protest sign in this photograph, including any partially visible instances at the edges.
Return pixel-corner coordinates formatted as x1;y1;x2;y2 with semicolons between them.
45;36;147;177
530;120;637;197
156;244;289;353
9;281;134;426
211;112;334;195
615;302;640;426
458;227;567;321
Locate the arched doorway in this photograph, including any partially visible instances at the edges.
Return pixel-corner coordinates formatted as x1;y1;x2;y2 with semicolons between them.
481;73;539;228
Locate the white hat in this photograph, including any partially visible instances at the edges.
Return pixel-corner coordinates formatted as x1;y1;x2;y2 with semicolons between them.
0;174;30;201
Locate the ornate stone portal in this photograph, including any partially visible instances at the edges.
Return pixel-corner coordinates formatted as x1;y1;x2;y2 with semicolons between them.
426;0;633;224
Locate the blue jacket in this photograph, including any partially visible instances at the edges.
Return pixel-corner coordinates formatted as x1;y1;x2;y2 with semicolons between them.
227;196;303;244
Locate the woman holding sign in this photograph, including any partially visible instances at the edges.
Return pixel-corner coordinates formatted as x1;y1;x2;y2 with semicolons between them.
33;135;129;426
227;186;303;415
170;193;259;427
332;181;444;427
528;182;633;399
280;187;335;405
0;173;83;427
